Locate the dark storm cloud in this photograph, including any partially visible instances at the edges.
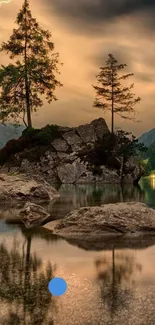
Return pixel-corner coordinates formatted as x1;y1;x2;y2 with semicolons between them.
89;44;134;68
46;0;155;32
88;44;134;81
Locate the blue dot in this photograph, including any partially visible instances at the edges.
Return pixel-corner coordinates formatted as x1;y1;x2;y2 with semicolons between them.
48;277;67;296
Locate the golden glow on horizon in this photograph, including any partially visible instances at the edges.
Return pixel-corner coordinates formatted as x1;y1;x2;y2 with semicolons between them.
150;174;155;189
0;0;11;5
0;0;10;3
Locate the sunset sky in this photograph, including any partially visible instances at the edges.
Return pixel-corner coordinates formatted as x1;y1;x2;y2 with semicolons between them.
0;0;155;136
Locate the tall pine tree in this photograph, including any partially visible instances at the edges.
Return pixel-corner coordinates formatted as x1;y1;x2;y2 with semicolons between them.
0;0;62;127
93;54;141;133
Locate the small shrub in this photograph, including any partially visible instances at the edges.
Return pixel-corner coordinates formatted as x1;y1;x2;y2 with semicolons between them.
0;138;28;165
0;124;61;165
22;127;40;138
22;125;60;145
35;125;61;145
92;166;102;176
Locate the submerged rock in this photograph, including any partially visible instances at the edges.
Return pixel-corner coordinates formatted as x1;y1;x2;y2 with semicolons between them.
53;202;155;238
0;173;59;203
19;202;51;229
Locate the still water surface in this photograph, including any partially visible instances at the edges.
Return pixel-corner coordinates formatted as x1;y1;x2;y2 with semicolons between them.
1;178;155;325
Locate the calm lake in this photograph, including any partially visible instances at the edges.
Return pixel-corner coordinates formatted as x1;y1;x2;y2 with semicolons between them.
1;177;155;325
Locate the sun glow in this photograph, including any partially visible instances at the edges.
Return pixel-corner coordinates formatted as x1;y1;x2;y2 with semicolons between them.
0;0;10;3
150;174;155;189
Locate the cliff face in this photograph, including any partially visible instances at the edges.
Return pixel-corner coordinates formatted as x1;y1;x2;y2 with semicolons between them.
0;118;144;184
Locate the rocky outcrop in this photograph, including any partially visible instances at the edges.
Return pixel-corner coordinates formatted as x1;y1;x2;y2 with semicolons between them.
0;173;59;203
0;118;144;184
53;202;155;238
57;159;87;183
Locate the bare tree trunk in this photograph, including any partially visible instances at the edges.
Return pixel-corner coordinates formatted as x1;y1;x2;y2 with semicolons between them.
111;64;114;134
120;156;124;184
120;155;124;184
111;94;114;134
23;235;31;323
24;0;32;128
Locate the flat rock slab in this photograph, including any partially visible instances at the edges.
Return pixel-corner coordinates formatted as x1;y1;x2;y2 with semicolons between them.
0;173;59;203
53;202;155;238
43;220;62;231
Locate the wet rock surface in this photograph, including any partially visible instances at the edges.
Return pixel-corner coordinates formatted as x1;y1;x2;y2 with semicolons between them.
0;173;59;203
53;202;155;238
19;202;51;229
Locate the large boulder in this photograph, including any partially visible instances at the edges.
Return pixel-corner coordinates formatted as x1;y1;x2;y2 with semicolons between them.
53;202;155;238
51;138;70;152
90;118;110;139
62;131;83;151
43;220;155;250
76;123;97;143
57;160;87;183
0;173;59;203
75;117;109;143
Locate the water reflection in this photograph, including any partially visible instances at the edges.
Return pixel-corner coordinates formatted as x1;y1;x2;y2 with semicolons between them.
0;231;56;325
0;224;155;325
1;179;155;324
95;250;142;319
140;177;155;209
48;184;145;219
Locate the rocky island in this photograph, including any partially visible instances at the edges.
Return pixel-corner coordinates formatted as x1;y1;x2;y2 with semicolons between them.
0;118;144;185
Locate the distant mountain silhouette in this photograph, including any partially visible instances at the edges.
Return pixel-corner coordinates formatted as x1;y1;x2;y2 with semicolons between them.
0;124;25;149
139;128;155;148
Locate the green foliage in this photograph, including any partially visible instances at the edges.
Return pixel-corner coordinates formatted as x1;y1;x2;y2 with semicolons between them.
0;124;60;165
0;138;27;165
93;53;141;133
0;0;62;127
115;130;147;161
140;141;155;174
139;159;152;176
22;124;60;145
22;126;40;138
79;130;147;169
36;124;61;145
147;144;155;170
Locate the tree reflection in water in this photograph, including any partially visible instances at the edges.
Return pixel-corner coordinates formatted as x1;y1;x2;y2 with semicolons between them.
0;230;56;325
95;250;142;322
